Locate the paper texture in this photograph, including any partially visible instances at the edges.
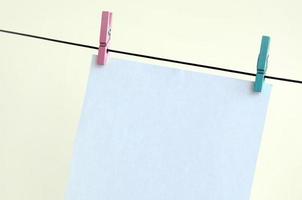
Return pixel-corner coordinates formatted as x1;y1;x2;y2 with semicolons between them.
66;55;271;200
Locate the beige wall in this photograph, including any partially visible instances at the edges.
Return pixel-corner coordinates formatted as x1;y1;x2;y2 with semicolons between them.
1;0;302;199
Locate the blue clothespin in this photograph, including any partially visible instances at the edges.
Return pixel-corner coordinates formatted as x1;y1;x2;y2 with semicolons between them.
254;35;270;92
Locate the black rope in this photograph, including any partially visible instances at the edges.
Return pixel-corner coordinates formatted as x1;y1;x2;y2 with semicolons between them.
0;29;98;50
107;49;256;77
1;29;302;84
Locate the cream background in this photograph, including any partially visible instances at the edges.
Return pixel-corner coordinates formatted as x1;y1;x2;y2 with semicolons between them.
0;0;301;199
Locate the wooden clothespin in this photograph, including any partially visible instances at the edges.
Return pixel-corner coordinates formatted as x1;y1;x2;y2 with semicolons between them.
254;35;270;92
97;11;112;65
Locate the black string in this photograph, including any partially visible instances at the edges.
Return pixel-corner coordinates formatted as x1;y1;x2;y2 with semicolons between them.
1;29;302;84
0;29;98;50
107;49;256;77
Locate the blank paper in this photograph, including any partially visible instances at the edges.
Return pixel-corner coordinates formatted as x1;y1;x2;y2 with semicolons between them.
66;55;272;200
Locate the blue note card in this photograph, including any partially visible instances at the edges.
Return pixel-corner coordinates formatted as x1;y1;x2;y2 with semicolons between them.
66;56;272;200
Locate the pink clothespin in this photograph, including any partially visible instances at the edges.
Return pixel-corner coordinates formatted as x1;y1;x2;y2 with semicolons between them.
97;11;112;65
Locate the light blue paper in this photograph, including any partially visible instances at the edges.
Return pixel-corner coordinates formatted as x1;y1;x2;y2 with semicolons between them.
66;55;271;200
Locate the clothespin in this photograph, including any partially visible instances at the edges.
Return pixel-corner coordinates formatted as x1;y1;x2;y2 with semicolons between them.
254;35;270;92
97;11;112;65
